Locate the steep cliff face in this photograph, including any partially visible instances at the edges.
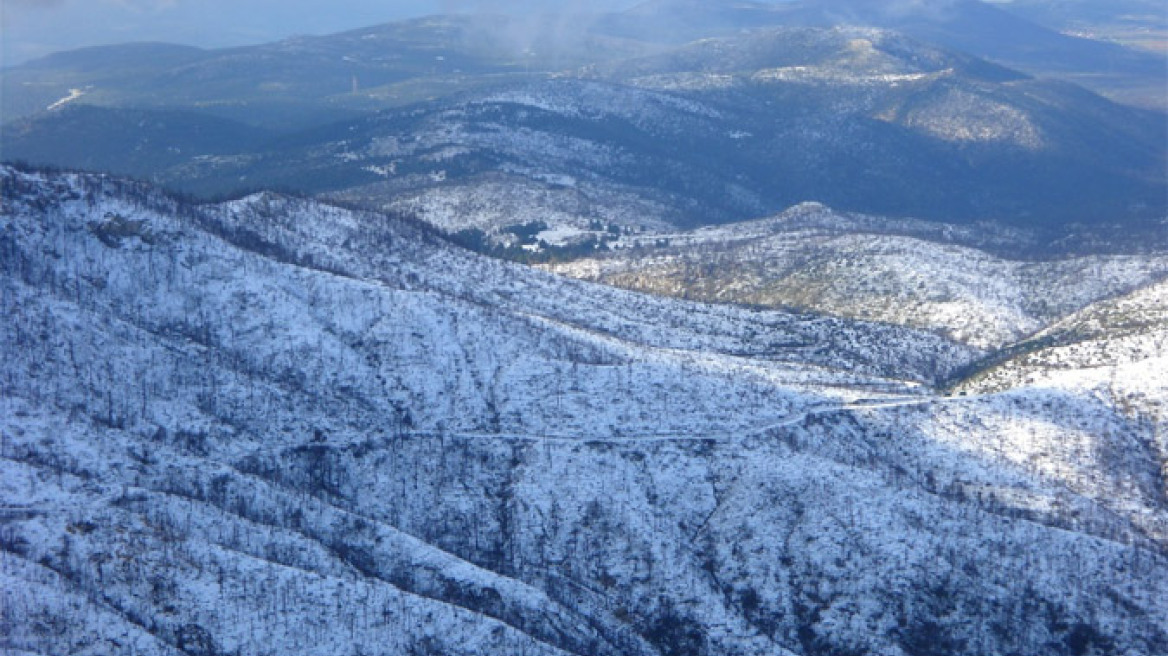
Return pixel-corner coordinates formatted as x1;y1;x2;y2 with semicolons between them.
2;166;1166;656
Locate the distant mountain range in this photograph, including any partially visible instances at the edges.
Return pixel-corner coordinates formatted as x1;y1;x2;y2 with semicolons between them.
4;0;1162;120
605;0;1163;72
3;10;1165;237
992;0;1168;57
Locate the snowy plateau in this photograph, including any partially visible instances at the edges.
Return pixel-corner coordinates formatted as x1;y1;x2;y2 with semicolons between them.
2;164;1167;656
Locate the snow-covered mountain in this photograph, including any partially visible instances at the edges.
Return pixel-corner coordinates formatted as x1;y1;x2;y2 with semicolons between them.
3;165;1166;656
599;0;1168;108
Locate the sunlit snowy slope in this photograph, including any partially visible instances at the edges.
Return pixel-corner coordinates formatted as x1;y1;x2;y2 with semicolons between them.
548;203;1168;349
2;166;1166;656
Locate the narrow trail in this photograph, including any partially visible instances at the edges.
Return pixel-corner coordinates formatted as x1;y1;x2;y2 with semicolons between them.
237;393;978;463
446;395;954;445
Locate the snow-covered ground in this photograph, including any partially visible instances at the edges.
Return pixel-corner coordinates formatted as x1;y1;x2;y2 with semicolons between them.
548;204;1168;349
3;166;1166;656
334;173;677;242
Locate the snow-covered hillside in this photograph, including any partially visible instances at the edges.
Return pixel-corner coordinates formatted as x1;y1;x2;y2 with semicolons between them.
961;279;1168;432
328;172;679;246
548;204;1168;349
2;166;1166;656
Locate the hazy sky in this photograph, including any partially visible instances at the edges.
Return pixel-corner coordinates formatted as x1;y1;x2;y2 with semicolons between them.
0;0;637;67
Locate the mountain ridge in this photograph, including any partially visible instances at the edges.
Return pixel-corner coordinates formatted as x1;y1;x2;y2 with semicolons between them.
6;26;1164;235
